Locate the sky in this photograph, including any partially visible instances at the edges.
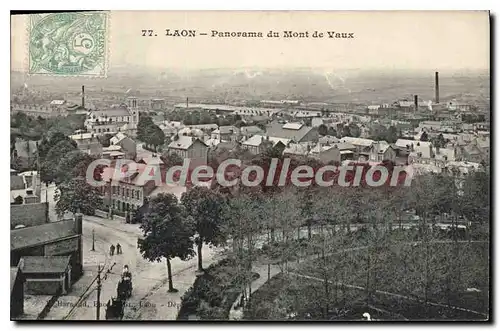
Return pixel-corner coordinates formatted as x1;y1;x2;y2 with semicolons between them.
11;11;490;72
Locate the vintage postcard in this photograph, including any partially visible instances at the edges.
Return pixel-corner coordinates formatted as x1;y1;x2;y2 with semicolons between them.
10;11;490;321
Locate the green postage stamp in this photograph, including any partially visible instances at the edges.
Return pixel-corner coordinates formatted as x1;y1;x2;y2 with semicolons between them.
28;11;109;77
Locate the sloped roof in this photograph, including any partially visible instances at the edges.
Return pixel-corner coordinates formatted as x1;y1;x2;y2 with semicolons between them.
283;143;310;156
11;203;47;227
217;126;239;135
433;147;457;161
10;267;21;293
168;136;206;150
265;122;314;142
91;107;131;117
20;256;71;274
340;137;375;147
11;219;76;250
395;139;432;149
11;176;25;191
240;126;264;135
110;132;127;145
242;135;291;147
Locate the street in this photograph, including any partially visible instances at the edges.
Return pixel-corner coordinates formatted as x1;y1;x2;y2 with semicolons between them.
61;216;220;320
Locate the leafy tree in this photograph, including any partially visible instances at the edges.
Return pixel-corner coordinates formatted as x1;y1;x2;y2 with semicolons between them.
40;140;78;185
161;151;184;169
369;124;388;141
341;125;351;137
327;127;337;137
54;177;102;217
98;133;113;147
348;123;361;138
318;124;328;136
138;193;195;292
148;124;166;151
386;126;399;143
420;131;429;141
181;187;227;272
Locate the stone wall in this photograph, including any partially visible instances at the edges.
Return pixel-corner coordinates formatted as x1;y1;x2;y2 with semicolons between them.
94;209;108;219
112;215;126;223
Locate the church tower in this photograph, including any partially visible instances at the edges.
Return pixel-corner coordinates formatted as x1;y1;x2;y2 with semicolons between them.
127;97;139;125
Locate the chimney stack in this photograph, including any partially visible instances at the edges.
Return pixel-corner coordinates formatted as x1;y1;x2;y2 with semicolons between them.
81;85;85;108
414;95;419;112
186;97;189;109
435;72;440;103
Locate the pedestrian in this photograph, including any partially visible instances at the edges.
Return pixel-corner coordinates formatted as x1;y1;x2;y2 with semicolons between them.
116;243;122;255
110;244;115;256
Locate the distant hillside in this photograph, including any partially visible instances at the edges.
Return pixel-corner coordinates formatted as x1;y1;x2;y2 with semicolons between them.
11;68;489;105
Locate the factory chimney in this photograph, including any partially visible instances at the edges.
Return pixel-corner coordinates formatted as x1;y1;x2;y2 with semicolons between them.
435;72;440;103
414;95;419;112
81;85;85;108
186;97;189;109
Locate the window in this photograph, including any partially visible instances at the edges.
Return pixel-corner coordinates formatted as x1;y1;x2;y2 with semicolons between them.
121;188;125;196
136;190;140;199
126;189;129;197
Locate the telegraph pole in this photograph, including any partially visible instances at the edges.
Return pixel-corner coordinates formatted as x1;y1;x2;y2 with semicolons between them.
91;229;95;251
96;264;103;320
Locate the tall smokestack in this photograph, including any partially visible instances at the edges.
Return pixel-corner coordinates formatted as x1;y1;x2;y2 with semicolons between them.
414;95;419;112
435;72;440;103
186;97;189;109
81;85;85;108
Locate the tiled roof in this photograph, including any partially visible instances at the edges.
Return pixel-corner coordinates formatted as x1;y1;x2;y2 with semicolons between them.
20;256;71;274
11;219;76;250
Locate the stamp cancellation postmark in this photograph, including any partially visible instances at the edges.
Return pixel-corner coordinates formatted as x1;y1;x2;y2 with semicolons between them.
28;12;109;77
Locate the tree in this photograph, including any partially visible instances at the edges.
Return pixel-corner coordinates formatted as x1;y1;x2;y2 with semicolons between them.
54;177;103;217
341;125;351;137
318;124;328;136
40;140;78;185
161;151;184;169
98;133;113;147
348;123;361;138
181;187;227;272
150;124;166;151
420;131;429;142
138;193;195;292
327;127;337;137
386;126;398;143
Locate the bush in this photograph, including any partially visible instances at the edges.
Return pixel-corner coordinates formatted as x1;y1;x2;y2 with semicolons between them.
177;258;260;320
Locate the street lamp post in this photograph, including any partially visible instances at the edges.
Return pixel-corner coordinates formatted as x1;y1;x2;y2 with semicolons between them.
91;229;95;251
96;264;103;320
